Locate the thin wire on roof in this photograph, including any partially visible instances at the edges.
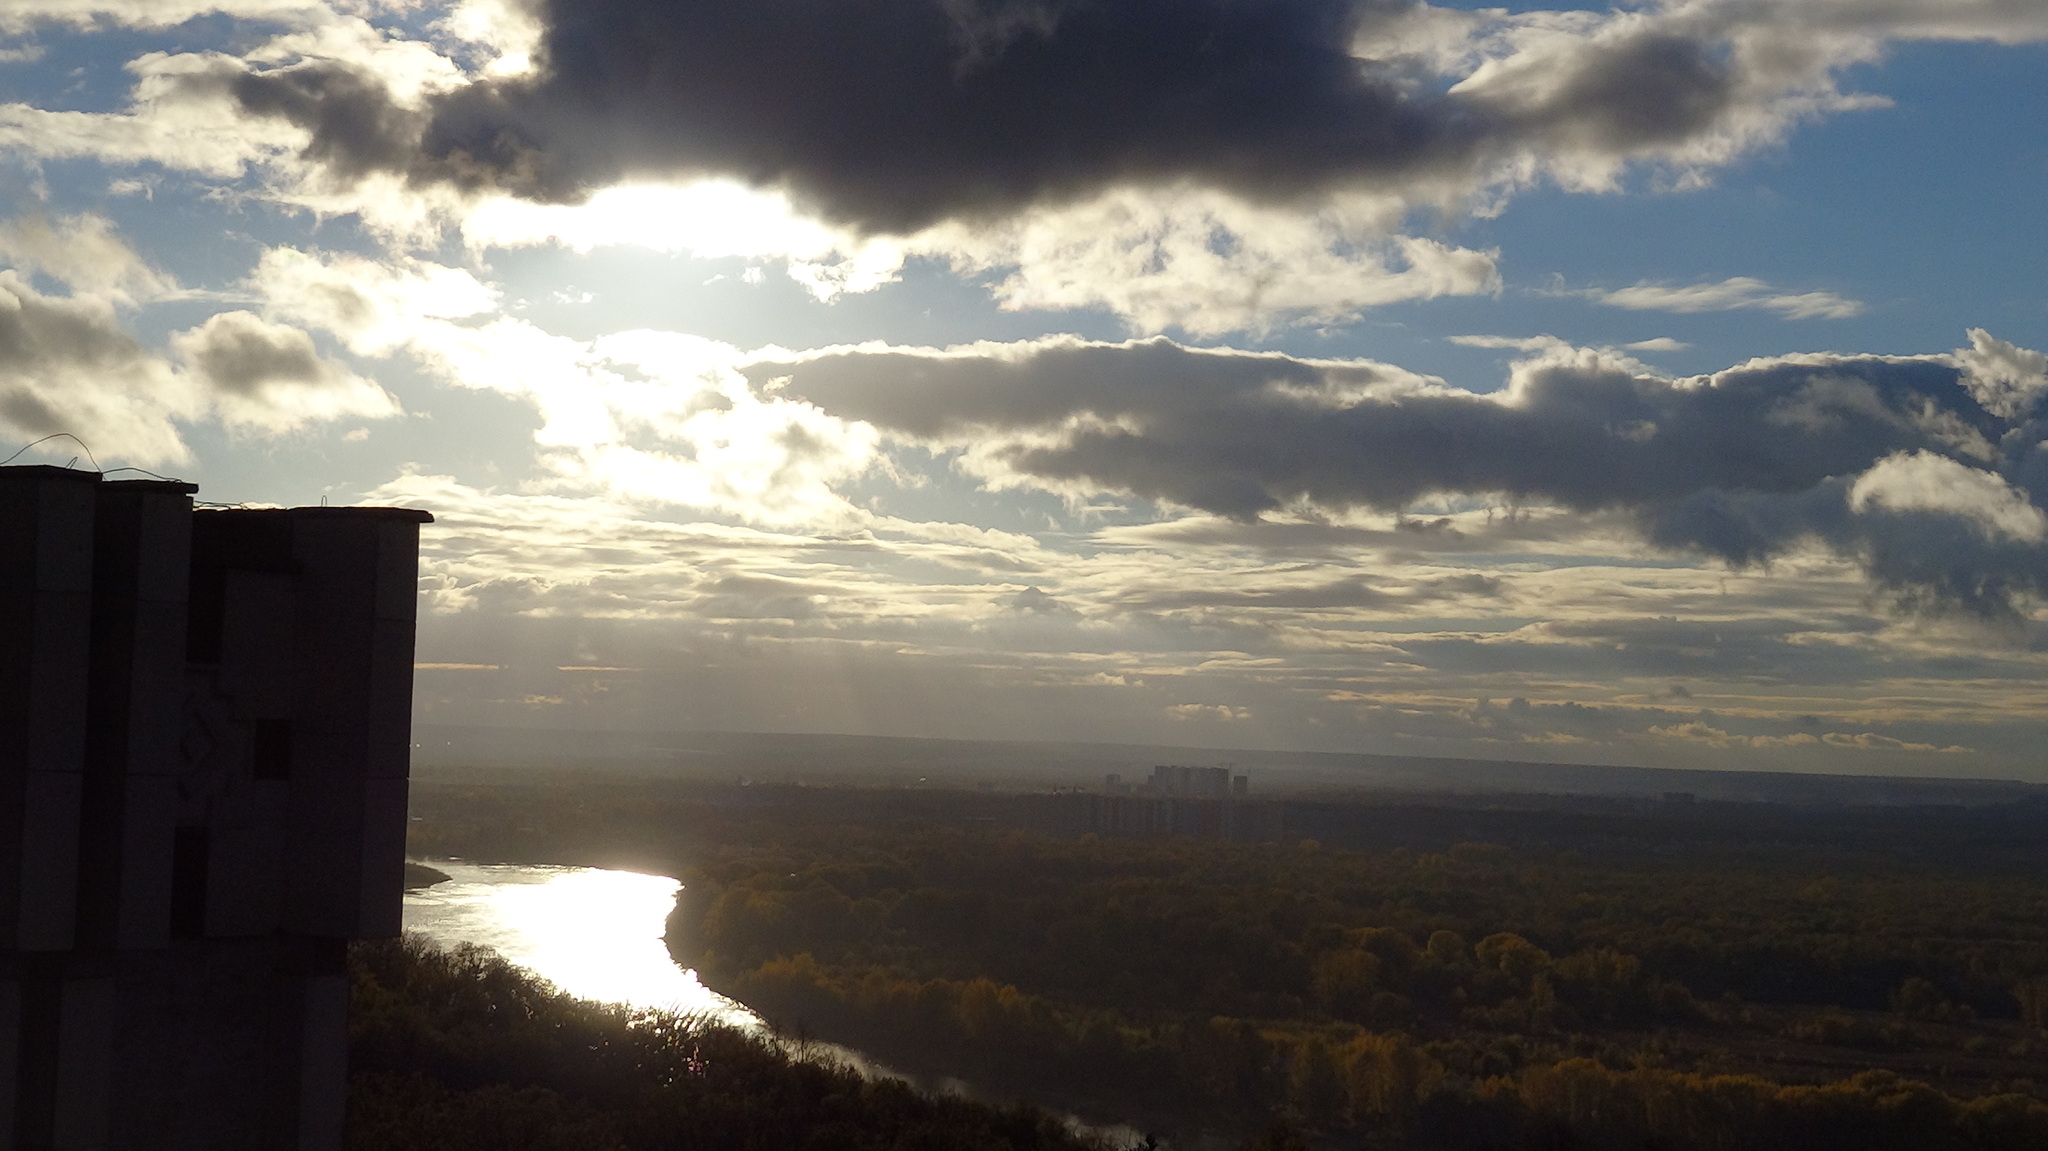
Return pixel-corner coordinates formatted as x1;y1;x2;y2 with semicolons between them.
1;432;102;471
3;434;190;486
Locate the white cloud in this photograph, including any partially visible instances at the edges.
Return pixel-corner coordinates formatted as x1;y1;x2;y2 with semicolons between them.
0;211;179;302
170;309;399;432
922;188;1502;337
1572;276;1865;320
1957;328;2048;420
0;245;408;461
0;270;194;464
255;246;882;525
1819;731;1968;754
462;179;1503;332
430;0;543;77
1167;703;1253;722
583;329;881;524
1450;334;1570;352
255;246;496;354
1847;450;2048;544
1646;720;1967;754
0;0;333;32
0;56;268;174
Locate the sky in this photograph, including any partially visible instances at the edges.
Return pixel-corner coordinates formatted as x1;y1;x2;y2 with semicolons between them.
2;0;2046;779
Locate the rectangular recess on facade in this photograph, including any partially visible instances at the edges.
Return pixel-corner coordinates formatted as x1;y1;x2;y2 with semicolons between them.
252;719;294;781
168;826;210;939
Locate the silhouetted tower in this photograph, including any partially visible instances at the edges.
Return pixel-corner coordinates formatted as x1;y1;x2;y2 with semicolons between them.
0;464;429;1150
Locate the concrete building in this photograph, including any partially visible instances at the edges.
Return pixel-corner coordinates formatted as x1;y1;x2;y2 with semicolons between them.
1092;765;1279;841
1143;764;1240;798
0;464;429;1150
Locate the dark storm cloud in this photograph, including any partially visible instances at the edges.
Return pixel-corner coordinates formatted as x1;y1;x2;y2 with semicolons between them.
755;338;2048;613
205;0;1768;233
419;0;1473;230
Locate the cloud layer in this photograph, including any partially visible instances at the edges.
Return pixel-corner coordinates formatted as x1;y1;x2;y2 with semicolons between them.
6;1;2040;334
755;333;2048;612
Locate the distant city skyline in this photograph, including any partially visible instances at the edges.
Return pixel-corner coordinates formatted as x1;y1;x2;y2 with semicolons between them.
1;1;2045;776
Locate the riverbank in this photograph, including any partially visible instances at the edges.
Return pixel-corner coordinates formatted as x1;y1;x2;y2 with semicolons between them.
402;857;1158;1146
348;934;1115;1151
402;860;451;891
672;933;1229;1148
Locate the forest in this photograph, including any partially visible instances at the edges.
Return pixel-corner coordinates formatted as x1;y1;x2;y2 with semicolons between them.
346;929;1106;1150
406;766;2048;1148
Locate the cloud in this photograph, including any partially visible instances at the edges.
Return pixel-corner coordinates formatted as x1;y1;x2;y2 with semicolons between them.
1819;731;1968;754
407;0;1498;231
467;177;1502;331
1571;276;1865;320
1847;450;2047;544
1646;720;1965;754
254;247;883;525
0;49;306;179
752;331;2048;613
358;464;2048;769
0;212;179;302
390;0;2046;235
1133;572;1504;612
24;0;2035;245
0;0;331;32
931;189;1503;335
170;309;400;432
253;246;499;356
0;270;194;464
0;17;478;241
1451;333;1570;352
1957;327;2048;419
0;245;400;462
3;3;2035;333
1167;703;1253;722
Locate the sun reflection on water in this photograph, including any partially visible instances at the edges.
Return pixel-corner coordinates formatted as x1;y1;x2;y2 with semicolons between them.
401;860;760;1029
401;859;1146;1145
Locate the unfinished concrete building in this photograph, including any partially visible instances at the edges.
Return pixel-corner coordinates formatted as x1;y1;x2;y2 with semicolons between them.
0;464;430;1150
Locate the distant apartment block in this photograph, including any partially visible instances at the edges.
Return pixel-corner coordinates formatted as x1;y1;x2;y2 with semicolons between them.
1142;764;1243;798
1093;764;1279;840
0;464;429;1150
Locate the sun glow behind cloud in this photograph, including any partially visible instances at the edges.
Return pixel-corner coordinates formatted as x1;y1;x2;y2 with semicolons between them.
463;182;912;301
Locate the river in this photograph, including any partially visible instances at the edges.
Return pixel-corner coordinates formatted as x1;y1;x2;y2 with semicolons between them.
401;861;756;1024
400;859;1153;1148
